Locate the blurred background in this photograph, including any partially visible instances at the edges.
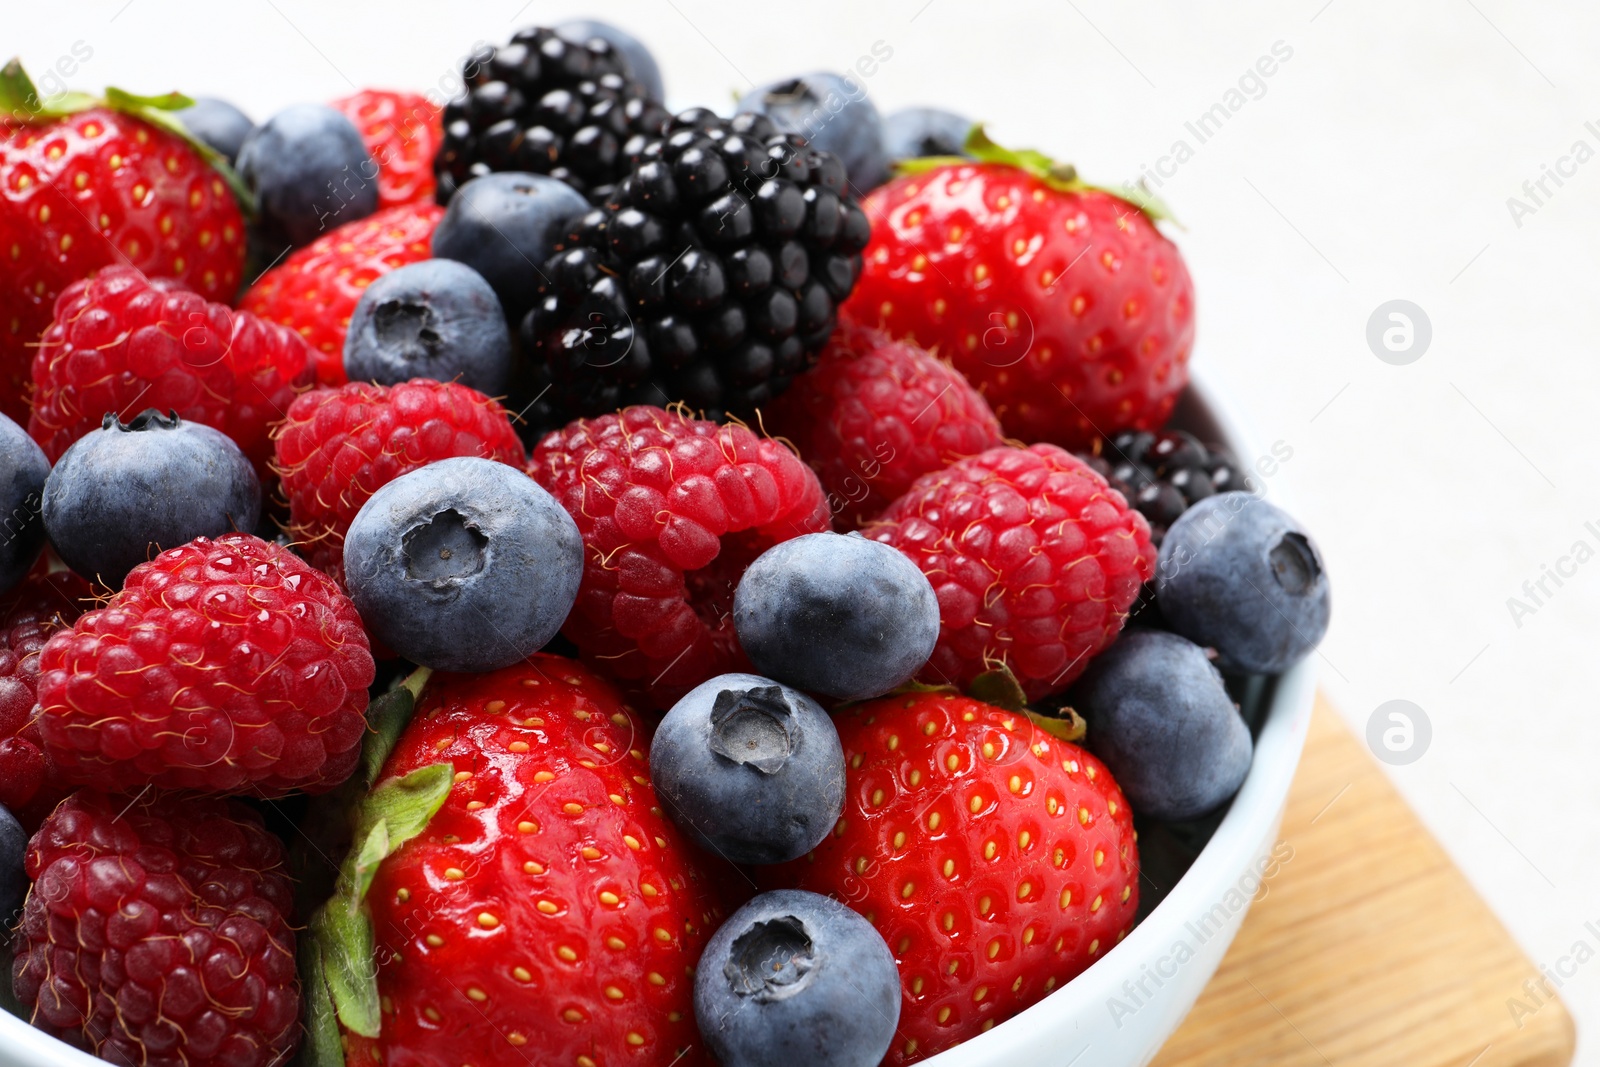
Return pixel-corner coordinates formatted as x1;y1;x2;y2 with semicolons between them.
11;0;1598;1058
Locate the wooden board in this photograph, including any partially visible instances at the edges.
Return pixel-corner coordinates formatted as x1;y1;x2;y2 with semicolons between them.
1152;698;1576;1067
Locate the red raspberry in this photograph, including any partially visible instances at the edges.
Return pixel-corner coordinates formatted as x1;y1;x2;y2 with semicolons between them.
0;105;246;424
12;789;300;1066
330;89;443;209
866;445;1155;699
273;378;526;584
35;533;374;796
768;690;1139;1064
0;565;92;824
767;324;1005;528
844;162;1195;449
240;200;444;386
27;266;314;480
529;406;830;707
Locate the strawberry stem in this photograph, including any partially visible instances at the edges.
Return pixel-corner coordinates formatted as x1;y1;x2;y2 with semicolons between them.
894;122;1180;227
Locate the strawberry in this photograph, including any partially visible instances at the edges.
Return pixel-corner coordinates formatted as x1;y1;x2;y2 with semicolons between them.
329;89;442;209
843;129;1194;450
239;200;442;386
0;62;247;424
305;656;727;1067
767;687;1139;1064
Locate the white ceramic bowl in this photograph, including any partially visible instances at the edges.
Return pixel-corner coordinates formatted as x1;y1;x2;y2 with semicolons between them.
0;375;1315;1067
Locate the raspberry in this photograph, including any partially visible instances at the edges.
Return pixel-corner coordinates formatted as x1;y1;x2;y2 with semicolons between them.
865;445;1155;700
272;378;526;584
12;790;300;1066
528;406;830;706
330;89;443;209
766;324;1005;528
35;533;375;796
27;266;314;480
240;200;443;386
0;565;91;822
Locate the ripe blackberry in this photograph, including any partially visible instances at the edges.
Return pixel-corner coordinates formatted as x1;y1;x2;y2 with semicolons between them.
434;26;669;203
523;109;872;422
1082;429;1251;547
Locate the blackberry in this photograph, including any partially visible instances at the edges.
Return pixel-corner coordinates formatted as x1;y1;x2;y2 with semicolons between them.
521;109;872;422
433;26;670;203
1082;429;1251;547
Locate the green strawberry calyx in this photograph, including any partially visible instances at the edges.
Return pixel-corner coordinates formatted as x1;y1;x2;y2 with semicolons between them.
301;668;448;1065
895;123;1179;227
0;58;256;214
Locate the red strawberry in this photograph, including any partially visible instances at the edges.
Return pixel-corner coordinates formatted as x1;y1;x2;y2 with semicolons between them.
0;562;91;825
330;89;442;209
272;378;525;585
344;656;725;1067
28;265;314;480
767;322;1005;528
866;444;1155;700
0;67;247;425
12;789;301;1066
768;689;1139;1064
843;136;1194;449
528;405;831;708
35;533;374;796
240;200;443;386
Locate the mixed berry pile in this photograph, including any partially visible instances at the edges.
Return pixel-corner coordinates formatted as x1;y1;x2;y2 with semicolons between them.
0;22;1331;1067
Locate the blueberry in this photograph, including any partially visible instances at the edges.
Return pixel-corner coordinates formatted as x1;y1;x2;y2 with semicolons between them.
1071;630;1252;821
343;456;582;672
42;411;260;587
733;532;938;701
0;412;48;593
651;674;844;865
344;259;513;394
174;96;254;165
432;172;590;323
555;18;665;102
0;802;25;923
237;103;378;249
1155;493;1331;674
883;107;972;160
735;73;890;193
695;889;900;1067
